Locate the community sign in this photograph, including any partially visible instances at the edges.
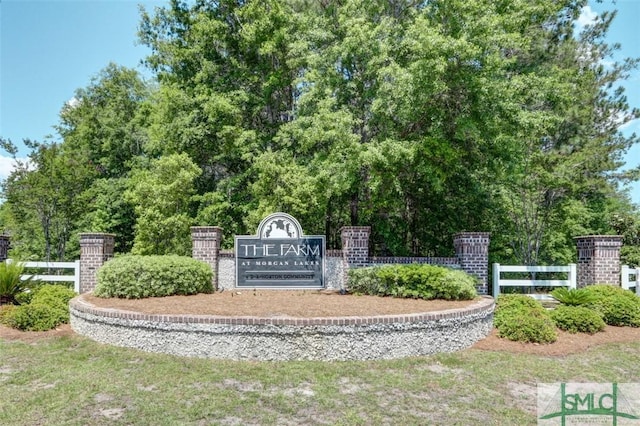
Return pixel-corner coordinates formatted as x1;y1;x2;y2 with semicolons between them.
235;213;326;288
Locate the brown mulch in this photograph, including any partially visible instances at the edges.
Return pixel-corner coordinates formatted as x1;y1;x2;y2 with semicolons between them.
80;291;478;317
2;290;639;355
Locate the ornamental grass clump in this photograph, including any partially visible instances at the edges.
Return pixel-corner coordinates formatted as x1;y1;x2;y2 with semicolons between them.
0;261;30;305
494;294;557;343
346;264;477;301
550;287;597;306
94;255;213;299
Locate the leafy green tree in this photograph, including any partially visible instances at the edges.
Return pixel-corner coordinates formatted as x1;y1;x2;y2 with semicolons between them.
0;138;94;261
56;63;151;178
494;2;639;265
139;0;303;240
76;178;136;253
5;0;637;263
125;153;202;255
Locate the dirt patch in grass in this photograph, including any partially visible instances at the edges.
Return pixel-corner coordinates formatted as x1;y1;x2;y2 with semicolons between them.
2;291;640;356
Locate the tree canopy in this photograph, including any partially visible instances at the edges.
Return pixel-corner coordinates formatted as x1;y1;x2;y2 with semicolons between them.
1;0;639;266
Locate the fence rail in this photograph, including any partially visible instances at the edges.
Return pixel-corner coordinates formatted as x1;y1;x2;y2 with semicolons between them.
7;259;80;293
621;265;639;295
492;263;577;300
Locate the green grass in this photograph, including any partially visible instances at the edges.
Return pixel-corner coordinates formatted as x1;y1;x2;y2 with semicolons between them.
1;334;639;425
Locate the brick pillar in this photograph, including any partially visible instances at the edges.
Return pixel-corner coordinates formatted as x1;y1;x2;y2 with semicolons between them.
0;235;10;262
79;233;115;294
575;235;623;288
454;232;490;295
341;226;371;268
340;226;371;289
191;226;223;290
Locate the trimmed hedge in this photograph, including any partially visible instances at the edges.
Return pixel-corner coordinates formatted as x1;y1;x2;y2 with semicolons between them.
346;264;477;301
550;305;606;334
494;295;557;343
94;255;214;299
582;285;640;327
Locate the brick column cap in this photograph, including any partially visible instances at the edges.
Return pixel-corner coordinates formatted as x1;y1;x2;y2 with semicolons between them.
191;226;223;238
340;226;372;232
574;235;623;241
453;231;491;238
191;226;223;232
79;232;116;239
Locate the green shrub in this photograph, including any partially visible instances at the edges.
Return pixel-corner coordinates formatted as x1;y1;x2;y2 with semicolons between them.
346;266;388;296
494;295;535;326
493;295;557;343
494;294;545;329
0;304;16;325
495;294;543;311
94;255;214;299
583;285;640;327
550;287;597;306
13;280;47;305
4;303;68;331
496;308;558;343
551;305;606;334
31;285;76;310
346;264;477;301
1;284;77;331
14;290;33;306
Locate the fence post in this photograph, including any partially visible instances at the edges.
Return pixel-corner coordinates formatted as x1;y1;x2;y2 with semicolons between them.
73;260;81;293
569;263;577;290
492;263;500;298
621;265;630;290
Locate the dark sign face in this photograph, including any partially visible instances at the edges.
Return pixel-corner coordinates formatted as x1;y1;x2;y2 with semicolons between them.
235;213;325;289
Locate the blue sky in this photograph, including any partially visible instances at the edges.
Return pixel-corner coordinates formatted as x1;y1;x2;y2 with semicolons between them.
0;0;639;204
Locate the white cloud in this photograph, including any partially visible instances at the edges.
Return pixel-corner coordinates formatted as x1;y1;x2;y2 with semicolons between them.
576;5;598;31
0;155;25;180
619;117;639;132
65;96;81;109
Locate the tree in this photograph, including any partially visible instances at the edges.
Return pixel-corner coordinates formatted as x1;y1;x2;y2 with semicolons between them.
0;138;94;261
496;2;640;264
5;0;637;262
125;153;202;255
56;63;151;178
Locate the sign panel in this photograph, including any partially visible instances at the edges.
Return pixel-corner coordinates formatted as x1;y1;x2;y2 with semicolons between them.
235;213;325;289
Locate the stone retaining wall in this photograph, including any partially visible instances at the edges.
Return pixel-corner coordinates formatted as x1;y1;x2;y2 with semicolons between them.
69;295;494;361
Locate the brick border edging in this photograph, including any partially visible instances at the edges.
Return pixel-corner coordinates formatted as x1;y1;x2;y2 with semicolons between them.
70;295;494;326
70;295;495;360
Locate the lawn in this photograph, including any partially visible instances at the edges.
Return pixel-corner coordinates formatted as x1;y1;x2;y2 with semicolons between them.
1;333;639;425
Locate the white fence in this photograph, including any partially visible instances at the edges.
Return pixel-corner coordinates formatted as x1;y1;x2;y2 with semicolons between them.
492;263;577;300
7;259;80;293
621;265;639;295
